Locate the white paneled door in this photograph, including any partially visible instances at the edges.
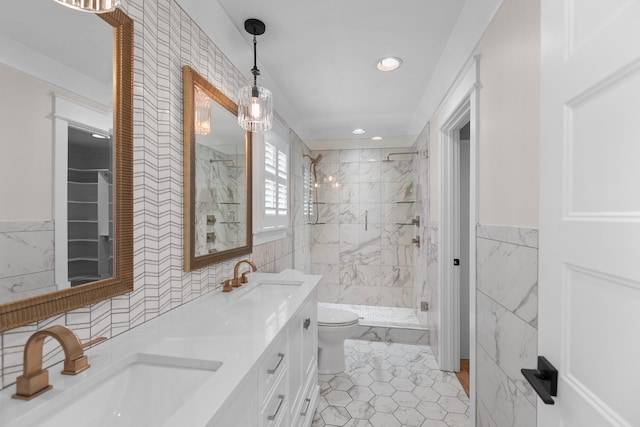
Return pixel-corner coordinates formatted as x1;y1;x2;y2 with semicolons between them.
539;0;640;426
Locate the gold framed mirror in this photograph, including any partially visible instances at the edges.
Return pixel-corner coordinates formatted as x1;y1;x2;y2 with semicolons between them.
0;8;134;332
183;66;252;271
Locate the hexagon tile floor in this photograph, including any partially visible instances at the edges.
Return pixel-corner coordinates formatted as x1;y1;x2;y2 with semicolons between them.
312;340;469;427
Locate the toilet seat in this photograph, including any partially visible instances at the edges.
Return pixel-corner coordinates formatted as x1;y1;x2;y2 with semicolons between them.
317;307;359;327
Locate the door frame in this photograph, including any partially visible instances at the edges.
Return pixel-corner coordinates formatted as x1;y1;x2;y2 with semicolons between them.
438;55;479;421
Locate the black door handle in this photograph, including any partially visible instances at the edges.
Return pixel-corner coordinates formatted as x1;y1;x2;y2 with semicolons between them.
521;356;558;405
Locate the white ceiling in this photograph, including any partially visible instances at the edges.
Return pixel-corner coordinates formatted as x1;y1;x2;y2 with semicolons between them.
216;0;466;148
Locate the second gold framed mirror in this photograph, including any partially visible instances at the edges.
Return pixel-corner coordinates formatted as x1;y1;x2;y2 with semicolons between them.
182;66;252;271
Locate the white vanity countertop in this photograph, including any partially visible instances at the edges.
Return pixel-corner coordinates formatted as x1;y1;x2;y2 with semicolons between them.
0;269;320;427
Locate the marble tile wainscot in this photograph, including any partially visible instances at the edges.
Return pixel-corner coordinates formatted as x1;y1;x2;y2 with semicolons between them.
0;221;55;302
476;224;538;427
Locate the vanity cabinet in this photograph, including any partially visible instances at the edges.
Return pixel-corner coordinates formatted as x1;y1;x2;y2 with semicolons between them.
288;297;318;426
217;289;318;427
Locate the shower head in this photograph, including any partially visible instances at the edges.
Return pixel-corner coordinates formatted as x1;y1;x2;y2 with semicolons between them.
303;153;323;165
383;151;419;162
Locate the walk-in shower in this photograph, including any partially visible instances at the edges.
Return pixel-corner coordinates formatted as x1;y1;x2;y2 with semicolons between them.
305;148;428;345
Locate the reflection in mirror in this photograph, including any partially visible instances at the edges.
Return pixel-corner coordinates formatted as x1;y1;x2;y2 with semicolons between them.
195;100;247;256
183;66;252;271
0;0;113;302
0;3;133;332
67;127;114;286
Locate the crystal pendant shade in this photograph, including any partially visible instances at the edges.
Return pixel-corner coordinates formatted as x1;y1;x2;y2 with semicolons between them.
194;87;211;136
237;85;273;132
53;0;120;13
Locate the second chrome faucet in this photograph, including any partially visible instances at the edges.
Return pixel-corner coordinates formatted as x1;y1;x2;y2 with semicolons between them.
221;259;257;292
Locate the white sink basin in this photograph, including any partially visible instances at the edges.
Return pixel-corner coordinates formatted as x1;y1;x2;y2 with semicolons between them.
258;280;304;286
238;281;302;302
36;353;222;427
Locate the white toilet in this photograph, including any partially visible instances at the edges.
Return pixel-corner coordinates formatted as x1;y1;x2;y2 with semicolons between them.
317;306;359;374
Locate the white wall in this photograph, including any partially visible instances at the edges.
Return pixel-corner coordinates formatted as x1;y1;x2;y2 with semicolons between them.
0;66;53;221
476;0;540;228
0;65;113;222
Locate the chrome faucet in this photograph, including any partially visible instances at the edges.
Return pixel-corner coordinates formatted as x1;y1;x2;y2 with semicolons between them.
13;325;105;400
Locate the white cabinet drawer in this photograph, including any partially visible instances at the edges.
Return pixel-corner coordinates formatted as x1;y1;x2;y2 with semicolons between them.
259;333;287;403
261;370;288;427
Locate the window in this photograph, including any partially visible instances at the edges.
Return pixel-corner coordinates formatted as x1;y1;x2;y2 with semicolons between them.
253;118;290;243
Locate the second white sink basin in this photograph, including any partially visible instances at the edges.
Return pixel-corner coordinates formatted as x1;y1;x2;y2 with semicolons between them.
238;282;301;302
36;353;222;427
258;280;304;286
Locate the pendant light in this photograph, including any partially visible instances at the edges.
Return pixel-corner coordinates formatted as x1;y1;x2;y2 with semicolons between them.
53;0;120;13
238;19;273;133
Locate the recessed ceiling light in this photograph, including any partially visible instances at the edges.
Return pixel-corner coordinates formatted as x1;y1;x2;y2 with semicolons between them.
371;136;383;141
91;133;108;139
352;128;366;135
376;56;402;72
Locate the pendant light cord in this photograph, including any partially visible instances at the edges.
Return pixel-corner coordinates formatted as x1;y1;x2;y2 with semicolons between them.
251;35;260;97
252;36;259;86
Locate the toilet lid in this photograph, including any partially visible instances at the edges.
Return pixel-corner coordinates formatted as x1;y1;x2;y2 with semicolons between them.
317;307;359;327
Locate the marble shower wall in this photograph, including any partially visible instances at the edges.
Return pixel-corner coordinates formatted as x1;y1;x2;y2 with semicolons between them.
0;0;302;390
476;224;538;427
0;221;55;302
309;148;416;307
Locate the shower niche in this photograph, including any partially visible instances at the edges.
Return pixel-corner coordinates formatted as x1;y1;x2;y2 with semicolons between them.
67;127;113;286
